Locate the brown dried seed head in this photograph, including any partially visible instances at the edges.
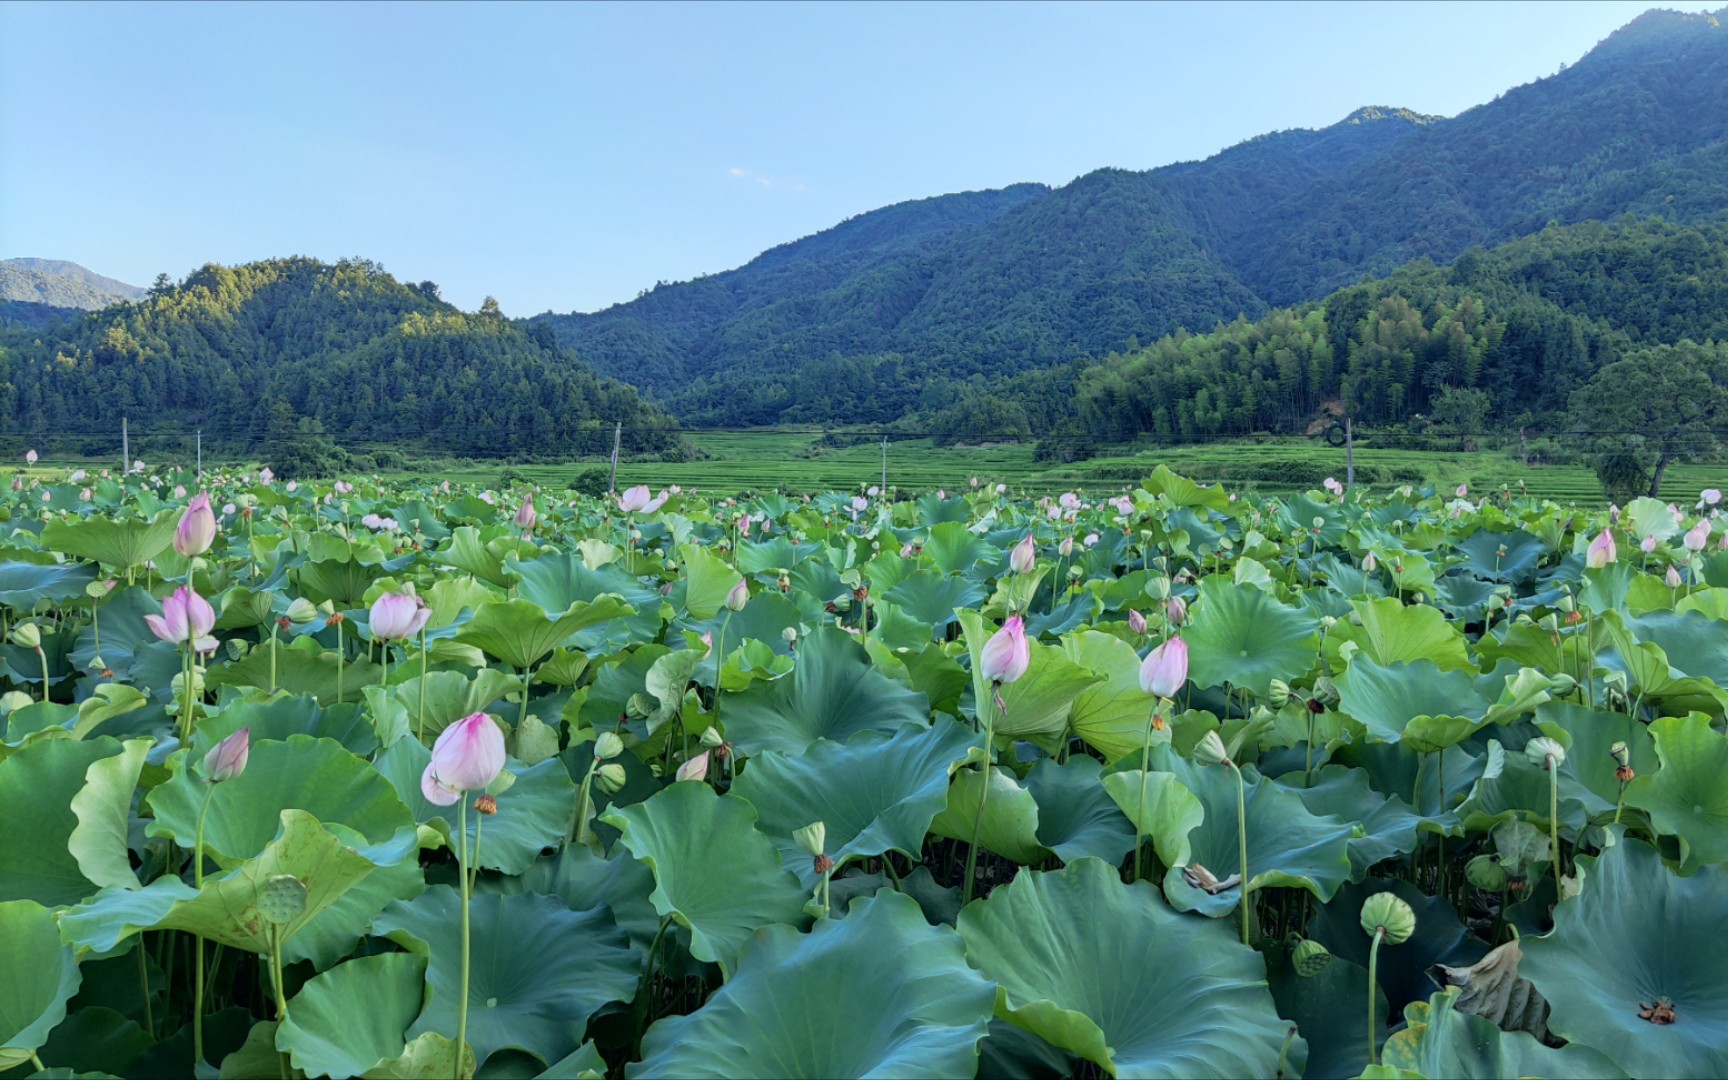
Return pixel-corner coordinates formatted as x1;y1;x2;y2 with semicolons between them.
813;855;835;875
474;794;498;815
1616;764;1636;783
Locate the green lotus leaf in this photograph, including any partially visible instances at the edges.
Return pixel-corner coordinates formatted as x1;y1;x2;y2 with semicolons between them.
497;846;661;953
930;765;1053;866
721;627;930;756
884;570;985;630
33;1004;152;1076
455;596;633;672
1059;631;1157;761
1335;657;1487;751
923;521;996;575
0;899;82;1073
70;587;166;683
195;691;377;758
601;782;807;977
1452;530;1547;584
42;512;178;571
365;668;521;746
1183;576;1319;696
296;556;385;607
276;953;427;1078
959;611;1101;744
1627;610;1728;688
957;859;1293;1078
373;886;639;1071
68;738;151;890
1142;464;1231;511
0;736;125;905
535;1041;606;1080
632;890;994;1079
360;1032;473;1079
0;560;98;609
1260;941;1385;1080
376;740;575;875
147;735;414;865
1308;879;1486;1015
1381;987;1626;1079
1025;756;1137;865
1624;497;1682;543
430;526;508;587
505;553;663;650
732;721;978;887
1336;596;1474;671
1623;712;1728;872
205;635;383;706
1454;739;1594;836
1101;768;1204;872
1521;834;1728;1078
1532;701;1652;816
675;543;743;621
1598;611;1725;713
217;1018;286;1080
1282;764;1440;878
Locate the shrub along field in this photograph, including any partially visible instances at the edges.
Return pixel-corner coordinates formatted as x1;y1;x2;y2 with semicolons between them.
1;461;1725;1079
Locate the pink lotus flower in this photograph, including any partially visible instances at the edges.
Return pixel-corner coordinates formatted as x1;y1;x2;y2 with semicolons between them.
850;496;868;514
1084;532;1100;547
1702;488;1723;508
619;485;653;513
1363;551;1378;574
1666;565;1683;588
1640;534;1658;554
259;467;274;484
1455;484;1468;498
1323;477;1343;496
1587;530;1617;569
867;486;880;497
980;616;1030;685
1165;596;1188;626
173;485;187;499
675;751;711;783
1059;492;1080;510
25;450;37;465
1139;636;1188;698
420;713;506;806
1609;504;1621;525
515;494;537;531
725;579;749;612
371;591;432;642
204;727;250;782
1009;534;1036;574
1059;537;1074;557
1127;609;1147;635
174;494;217;557
995;484;1007;495
80;488;92;501
1684;520;1710;552
145;586;217;651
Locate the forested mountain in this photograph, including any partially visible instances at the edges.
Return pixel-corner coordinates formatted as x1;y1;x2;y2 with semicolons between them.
0;259;147;329
0;258;679;461
534;7;1728;427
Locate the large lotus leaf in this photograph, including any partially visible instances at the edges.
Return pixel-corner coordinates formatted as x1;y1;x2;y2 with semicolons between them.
1520;835;1728;1077
1337;597;1474;671
194;691;377;758
732;721;977;888
1183;576;1319;696
536;1041;606;1080
282;821;427;971
376;740;574;875
497;846;661;953
296;557;385;607
1261;942;1384;1080
1624;712;1728;872
1454;739;1594;836
0;560;98;609
884;570;985;630
1059;630;1155;761
205;635;383;706
1336;657;1487;752
1597;611;1726;713
456;596;633;671
924;521;996;575
1624;497;1682;543
70;587;164;682
505;553;662;650
632;890;994;1079
1142;464;1231;511
1532;702;1652;816
736;535;817;575
1309;879;1487;1015
676;543;743;621
1380;987;1625;1079
374;886;639;1070
685;592;800;687
1626;609;1728;690
67;738;150;891
930;765;1053;866
0;900;82;1072
33;1003;153;1076
431;527;509;587
721;627;930;756
147;735;414;865
1025;756;1137;866
42;512;178;570
0;736;124;905
1282;764;1437;878
957;859;1292;1078
1101;768;1204;872
601;782;806;977
959;611;1100;743
1453;529;1547;584
276;953;427;1078
368;668;521;745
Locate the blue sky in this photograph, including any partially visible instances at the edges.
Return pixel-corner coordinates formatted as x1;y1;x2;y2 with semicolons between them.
1;1;1718;314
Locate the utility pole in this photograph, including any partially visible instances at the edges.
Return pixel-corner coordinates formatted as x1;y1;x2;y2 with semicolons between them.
121;417;129;476
881;435;888;494
1519;427;1529;468
608;421;622;495
1344;416;1355;490
196;430;203;482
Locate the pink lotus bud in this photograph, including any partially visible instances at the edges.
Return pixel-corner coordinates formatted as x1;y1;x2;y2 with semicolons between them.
1059;537;1074;557
69;470;85;482
204;727;250;782
25;450;37;465
1323;477;1342;495
1640;534;1658;554
222;502;237;516
1587;530;1617;569
970;476;980;488
1363;552;1378;574
1009;534;1036;574
286;480;298;493
1059;492;1080;510
145;586;217;646
420;713;506;806
995;484;1007;495
937;489;946;499
1666;565;1683;588
867;486;880;497
1084;532;1100;547
1139;636;1188;698
1127;609;1148;635
80;488;92;501
1609;504;1621;525
676;751;711;783
726;578;749;612
259;467;274;484
900;542;916;558
1165;596;1188;625
850;496;868;514
700;631;714;659
515;494;537;531
1684;520;1710;552
174;494;217;557
371;591;432;642
1702;488;1723;508
1455;484;1468;498
670;485;682;495
739;517;752;538
619;484;653;513
980;616;1031;685
173;485;187;499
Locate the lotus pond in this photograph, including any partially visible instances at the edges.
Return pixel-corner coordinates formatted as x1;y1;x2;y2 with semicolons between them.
2;465;1726;1079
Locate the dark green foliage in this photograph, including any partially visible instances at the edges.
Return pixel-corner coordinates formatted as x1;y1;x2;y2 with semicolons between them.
0;257;680;458
1567;340;1728;497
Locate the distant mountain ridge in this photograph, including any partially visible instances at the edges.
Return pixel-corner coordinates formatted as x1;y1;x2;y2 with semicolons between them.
532;6;1728;427
0;258;146;307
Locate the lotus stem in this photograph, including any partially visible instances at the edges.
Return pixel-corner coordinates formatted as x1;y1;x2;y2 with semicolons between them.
268;625;278;693
1547;753;1562;879
417;626;429;742
456;798;473;1080
35;644;49;703
335;618;345;705
1232;759;1251;947
962;686;999;904
137;938;154;1038
193;784;215;1064
1133;700;1159;882
1366;926;1385;1066
711;611;733;731
268;926;288;1021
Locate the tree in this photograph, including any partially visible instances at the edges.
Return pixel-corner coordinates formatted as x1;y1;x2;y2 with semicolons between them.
1429;385;1492;449
1568;341;1728;499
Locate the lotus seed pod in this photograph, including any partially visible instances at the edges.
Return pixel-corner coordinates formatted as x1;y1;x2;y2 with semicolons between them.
1193;730;1230;767
699;726;725;749
85;579;115;599
1557;594;1577;614
1359;893;1416;945
1267;679;1291;709
781;626;799;644
1465;854;1509;891
1609;740;1631;768
258;874;308;926
593;731;624;761
10;622;40;650
1525;737;1567;770
596;763;627;794
0;691;34;714
1292;938;1332;977
1312;676;1340;707
1547;673;1577;696
793;821;827;857
624;693;654;721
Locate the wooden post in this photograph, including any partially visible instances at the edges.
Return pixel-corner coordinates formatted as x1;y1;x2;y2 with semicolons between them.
196;430;203;482
608;421;622;495
1344;417;1355;490
121;417;129;476
1519;427;1529;468
881;435;888;494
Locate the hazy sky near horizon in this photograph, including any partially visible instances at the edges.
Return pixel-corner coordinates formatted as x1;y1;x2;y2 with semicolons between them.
2;1;1719;314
